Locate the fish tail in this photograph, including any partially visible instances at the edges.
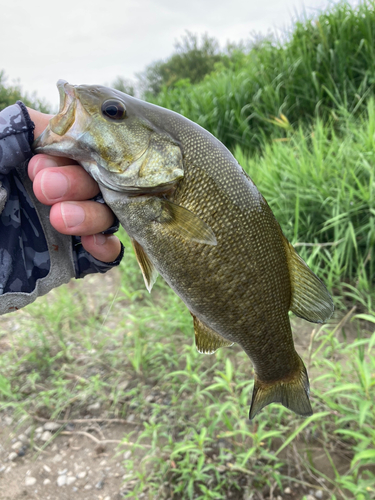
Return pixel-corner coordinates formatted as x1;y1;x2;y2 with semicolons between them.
249;356;313;420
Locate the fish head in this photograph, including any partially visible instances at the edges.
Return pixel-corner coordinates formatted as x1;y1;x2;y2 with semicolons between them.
33;80;184;194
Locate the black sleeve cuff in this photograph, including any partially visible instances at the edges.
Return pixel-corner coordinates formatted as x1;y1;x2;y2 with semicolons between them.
72;237;125;279
16;101;35;146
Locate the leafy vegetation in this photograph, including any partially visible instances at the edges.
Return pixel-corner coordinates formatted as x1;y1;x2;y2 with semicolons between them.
112;76;136;97
150;1;375;153
236;102;375;293
0;71;50;112
137;32;232;97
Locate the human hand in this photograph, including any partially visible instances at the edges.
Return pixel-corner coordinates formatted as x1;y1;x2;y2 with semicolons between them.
27;109;122;263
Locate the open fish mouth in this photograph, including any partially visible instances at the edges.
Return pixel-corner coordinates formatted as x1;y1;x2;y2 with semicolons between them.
48;80;77;136
32;80;88;157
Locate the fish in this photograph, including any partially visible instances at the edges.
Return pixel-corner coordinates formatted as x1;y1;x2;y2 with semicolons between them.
33;80;334;419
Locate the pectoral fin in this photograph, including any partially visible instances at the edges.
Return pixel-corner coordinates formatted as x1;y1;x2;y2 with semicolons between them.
157;200;217;246
192;314;234;354
131;239;158;292
283;236;334;323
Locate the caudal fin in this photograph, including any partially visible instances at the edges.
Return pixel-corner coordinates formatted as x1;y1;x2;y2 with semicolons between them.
249;357;313;420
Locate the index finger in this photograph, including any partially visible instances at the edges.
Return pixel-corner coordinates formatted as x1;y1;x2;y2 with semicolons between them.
29;154;79;181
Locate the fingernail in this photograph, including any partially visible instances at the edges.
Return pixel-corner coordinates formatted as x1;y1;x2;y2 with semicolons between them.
41;171;69;200
93;233;107;245
32;158;58;178
60;202;85;228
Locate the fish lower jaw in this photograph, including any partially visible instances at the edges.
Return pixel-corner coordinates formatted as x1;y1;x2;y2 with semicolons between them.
33;143;75;158
33;131;82;157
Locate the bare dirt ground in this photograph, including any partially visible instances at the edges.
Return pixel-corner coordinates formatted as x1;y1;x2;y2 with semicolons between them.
0;417;135;500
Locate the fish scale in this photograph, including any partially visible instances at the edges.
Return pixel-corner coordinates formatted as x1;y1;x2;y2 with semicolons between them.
33;80;334;419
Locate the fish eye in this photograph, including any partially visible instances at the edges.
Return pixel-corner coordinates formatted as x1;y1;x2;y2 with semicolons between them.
101;100;127;120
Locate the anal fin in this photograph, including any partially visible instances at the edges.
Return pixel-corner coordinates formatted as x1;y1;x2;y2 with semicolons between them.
283;236;334;323
192;314;234;354
131;239;158;292
249;355;313;419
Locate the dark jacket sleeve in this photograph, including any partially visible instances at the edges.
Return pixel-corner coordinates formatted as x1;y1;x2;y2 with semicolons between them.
0;102;123;303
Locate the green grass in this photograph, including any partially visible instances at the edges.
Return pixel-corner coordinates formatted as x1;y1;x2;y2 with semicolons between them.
150;1;375;154
234;101;375;294
0;227;374;499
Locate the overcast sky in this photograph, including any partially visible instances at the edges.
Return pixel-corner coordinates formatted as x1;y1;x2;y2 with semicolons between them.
1;0;359;110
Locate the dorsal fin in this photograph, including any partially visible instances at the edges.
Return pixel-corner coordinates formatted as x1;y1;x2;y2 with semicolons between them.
282;236;334;323
191;314;234;354
131;239;158;292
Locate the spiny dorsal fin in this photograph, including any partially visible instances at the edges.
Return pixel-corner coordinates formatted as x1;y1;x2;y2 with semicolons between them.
158;200;217;246
283;236;334;323
131;239;158;293
249;354;312;420
192;314;234;354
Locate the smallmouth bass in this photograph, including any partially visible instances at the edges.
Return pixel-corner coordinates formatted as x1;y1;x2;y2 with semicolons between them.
33;80;334;419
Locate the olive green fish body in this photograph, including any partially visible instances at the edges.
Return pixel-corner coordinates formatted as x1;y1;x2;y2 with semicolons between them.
33;81;334;419
107;131;295;377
